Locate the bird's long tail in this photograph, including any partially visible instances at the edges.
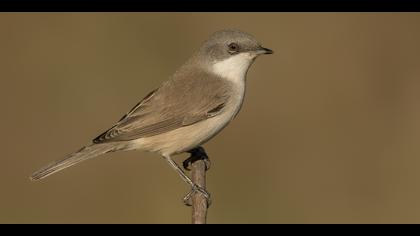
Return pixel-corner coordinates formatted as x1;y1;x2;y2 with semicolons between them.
30;143;115;181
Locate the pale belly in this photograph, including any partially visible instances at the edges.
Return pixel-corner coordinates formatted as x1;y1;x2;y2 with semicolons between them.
130;87;245;157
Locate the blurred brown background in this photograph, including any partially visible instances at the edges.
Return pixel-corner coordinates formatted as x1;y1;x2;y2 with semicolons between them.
1;13;420;223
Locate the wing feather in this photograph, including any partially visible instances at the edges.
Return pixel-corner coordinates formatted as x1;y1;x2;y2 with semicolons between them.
93;70;231;143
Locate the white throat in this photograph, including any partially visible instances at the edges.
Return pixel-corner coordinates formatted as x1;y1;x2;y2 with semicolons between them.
211;53;255;83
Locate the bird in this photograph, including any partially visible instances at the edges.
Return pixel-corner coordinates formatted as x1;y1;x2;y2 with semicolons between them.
30;29;273;205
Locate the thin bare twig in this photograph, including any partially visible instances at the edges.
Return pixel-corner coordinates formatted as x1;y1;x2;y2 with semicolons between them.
191;160;208;224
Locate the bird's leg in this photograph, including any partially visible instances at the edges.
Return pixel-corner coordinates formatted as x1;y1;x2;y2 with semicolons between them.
163;155;211;206
183;146;211;171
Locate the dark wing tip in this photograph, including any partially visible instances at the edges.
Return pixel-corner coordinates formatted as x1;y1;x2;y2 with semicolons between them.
93;128;112;144
93;124;123;143
93;89;158;144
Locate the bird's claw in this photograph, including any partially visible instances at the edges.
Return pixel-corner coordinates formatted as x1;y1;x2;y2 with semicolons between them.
183;146;211;171
183;185;212;207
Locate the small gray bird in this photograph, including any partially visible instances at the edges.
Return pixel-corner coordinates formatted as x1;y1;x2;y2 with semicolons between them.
31;29;273;204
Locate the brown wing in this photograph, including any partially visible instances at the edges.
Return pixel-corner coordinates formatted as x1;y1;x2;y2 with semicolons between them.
93;70;231;144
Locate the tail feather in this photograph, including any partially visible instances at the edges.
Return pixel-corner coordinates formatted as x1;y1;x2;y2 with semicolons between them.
30;143;114;181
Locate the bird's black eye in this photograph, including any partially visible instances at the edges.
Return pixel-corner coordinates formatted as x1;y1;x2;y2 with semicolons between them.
228;43;240;54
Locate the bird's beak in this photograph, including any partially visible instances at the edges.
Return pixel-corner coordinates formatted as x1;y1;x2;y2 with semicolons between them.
257;46;274;55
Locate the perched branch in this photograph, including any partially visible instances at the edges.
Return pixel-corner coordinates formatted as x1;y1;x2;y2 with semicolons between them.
191;159;208;224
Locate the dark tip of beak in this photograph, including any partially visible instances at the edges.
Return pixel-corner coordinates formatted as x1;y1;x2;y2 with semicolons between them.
259;46;273;55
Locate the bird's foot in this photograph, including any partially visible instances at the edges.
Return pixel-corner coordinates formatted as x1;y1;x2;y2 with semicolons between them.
183;184;212;207
183;146;211;171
